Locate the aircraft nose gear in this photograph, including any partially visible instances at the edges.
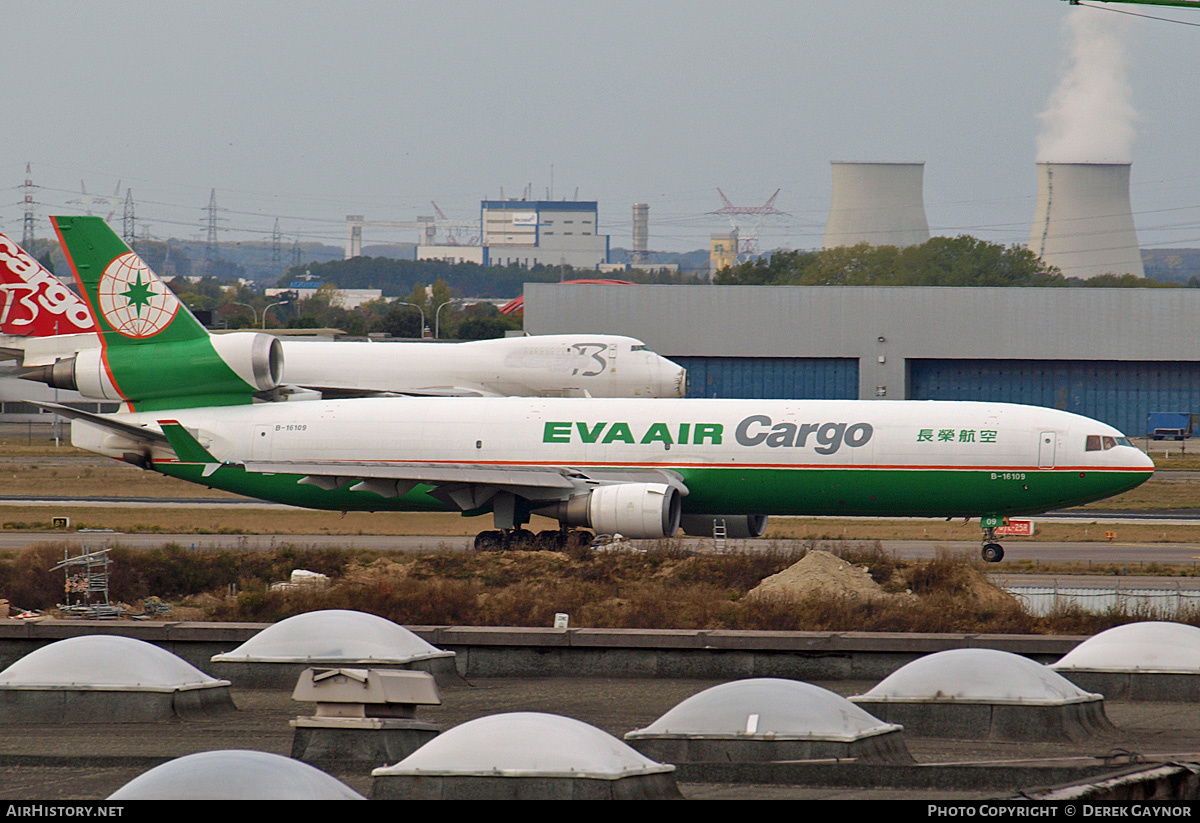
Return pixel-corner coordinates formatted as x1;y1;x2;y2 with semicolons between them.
980;526;1005;563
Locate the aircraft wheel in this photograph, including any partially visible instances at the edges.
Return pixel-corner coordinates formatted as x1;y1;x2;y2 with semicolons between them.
507;528;536;550
563;530;594;551
535;530;566;551
981;543;1004;563
474;530;504;551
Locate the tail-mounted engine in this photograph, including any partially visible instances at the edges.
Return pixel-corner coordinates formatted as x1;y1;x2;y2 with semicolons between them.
22;332;283;406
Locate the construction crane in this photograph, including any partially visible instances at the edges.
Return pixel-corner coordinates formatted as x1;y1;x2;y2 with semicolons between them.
430;202;479;246
67;180;122;220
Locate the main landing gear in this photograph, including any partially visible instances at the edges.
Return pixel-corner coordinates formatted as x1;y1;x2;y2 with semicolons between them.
473;527;594;552
980;526;1005;563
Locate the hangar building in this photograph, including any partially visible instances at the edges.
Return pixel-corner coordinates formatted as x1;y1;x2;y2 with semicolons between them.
523;283;1200;437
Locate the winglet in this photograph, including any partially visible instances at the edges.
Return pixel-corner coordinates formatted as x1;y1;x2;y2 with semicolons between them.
157;419;217;463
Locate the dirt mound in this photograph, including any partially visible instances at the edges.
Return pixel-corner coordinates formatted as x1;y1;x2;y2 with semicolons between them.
747;550;906;603
954;565;1024;611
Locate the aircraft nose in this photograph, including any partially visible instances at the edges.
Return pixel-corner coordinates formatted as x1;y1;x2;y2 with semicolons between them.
668;361;687;397
644;353;686;397
1135;447;1156;471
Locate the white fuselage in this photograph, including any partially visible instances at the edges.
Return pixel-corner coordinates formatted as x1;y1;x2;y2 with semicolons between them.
76;396;1151;480
70;396;1153;524
277;334;686;398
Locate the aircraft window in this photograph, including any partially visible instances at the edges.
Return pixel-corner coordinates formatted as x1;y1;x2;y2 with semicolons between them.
1086;435;1101;451
1102;436;1117;450
630;345;645;351
1115;437;1132;447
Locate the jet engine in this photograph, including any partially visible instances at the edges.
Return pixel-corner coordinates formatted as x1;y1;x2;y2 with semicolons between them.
209;332;285;391
539;483;681;539
679;514;768;539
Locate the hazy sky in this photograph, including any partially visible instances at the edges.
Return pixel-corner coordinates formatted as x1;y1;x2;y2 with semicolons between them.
4;0;1199;254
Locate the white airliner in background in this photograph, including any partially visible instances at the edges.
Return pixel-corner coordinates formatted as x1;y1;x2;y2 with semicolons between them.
276;334;686;399
0;231;686;400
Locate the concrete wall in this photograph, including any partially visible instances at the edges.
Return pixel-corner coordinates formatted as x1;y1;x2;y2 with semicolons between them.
0;620;1079;681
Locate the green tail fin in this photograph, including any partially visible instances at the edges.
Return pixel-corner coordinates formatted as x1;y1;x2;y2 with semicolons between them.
51;216;208;345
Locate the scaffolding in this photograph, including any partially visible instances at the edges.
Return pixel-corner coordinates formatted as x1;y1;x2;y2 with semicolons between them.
52;547;123;619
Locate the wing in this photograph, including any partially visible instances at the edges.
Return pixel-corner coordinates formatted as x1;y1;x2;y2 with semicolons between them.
240;458;687;514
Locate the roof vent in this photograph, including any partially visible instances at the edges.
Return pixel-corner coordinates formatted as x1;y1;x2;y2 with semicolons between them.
290;668;441;764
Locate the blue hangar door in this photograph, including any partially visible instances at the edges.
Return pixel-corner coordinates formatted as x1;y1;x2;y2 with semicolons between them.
908;359;1200;436
671;357;859;400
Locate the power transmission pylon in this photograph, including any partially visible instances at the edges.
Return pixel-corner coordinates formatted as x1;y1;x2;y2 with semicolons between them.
205;189;219;266
709;188;787;260
122;189;136;247
271;219;282;269
21;164;36;246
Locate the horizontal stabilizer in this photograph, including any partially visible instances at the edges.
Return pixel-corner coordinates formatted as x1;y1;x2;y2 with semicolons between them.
32;402;168;447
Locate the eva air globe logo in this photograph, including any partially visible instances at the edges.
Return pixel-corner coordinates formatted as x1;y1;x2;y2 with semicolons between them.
97;252;179;338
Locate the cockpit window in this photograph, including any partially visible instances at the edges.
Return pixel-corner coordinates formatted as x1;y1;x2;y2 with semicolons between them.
1087;434;1130;451
630;345;645;351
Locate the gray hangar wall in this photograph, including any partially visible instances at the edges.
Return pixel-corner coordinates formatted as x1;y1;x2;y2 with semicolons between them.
523;283;1200;436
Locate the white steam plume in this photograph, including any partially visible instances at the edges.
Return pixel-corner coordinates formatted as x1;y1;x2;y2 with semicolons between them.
1036;9;1137;163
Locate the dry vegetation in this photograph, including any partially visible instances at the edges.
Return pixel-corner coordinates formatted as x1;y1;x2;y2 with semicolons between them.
2;539;1195;636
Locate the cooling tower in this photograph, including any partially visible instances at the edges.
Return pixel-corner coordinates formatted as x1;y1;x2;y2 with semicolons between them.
823;162;930;249
1029;162;1144;279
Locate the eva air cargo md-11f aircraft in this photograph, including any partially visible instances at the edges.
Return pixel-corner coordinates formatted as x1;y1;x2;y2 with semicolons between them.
0;231;685;400
42;216;1154;561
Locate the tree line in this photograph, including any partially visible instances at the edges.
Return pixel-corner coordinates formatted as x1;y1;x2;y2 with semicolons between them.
715;236;1178;288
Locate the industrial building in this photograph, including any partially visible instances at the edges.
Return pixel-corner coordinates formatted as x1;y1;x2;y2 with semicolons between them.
709;232;738;279
417;200;610;270
523;282;1200;437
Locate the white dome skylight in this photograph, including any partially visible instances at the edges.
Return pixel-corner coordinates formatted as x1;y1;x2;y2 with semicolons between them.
374;712;675;779
0;636;227;692
852;648;1100;705
1051;622;1200;673
211;609;453;664
108;750;365;800
626;678;899;741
